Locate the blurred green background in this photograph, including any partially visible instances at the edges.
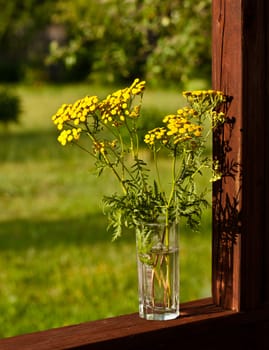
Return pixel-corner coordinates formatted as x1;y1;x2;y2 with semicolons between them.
0;0;212;338
0;0;211;87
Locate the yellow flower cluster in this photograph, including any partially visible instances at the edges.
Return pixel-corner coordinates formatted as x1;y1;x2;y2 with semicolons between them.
51;78;145;146
182;90;227;127
183;89;225;100
52;95;99;130
183;89;226;108
51;95;99;145
144;107;202;146
57;127;82;146
99;78;145;125
144;127;167;145
93;141;105;154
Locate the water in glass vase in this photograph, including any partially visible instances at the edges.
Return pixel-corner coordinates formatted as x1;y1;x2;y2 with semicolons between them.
137;247;180;320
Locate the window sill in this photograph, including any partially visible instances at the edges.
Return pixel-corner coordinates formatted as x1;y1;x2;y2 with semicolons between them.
1;298;269;349
0;298;254;350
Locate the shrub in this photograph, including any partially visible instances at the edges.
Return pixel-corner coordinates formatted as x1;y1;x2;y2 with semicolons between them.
0;89;21;126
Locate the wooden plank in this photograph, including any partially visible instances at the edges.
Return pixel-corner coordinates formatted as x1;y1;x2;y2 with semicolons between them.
212;0;269;310
265;0;269;304
1;298;269;349
212;0;243;311
240;0;268;310
0;299;234;350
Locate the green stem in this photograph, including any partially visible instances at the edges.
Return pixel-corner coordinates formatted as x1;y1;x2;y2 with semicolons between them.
153;146;165;200
167;147;178;209
109;146;136;182
84;125;128;195
101;151;128;195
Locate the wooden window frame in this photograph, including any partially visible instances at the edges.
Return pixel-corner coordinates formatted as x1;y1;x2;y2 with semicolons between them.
1;1;269;348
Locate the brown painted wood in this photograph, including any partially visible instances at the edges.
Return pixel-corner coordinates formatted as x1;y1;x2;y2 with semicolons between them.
0;299;240;350
212;0;243;311
212;0;269;311
265;0;269;305
1;298;269;350
240;0;269;310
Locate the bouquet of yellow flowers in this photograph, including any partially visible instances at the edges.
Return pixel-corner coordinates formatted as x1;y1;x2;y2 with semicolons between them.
52;78;225;238
52;78;226;320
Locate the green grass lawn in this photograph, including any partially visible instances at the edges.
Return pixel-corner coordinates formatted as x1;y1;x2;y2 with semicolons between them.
0;82;211;338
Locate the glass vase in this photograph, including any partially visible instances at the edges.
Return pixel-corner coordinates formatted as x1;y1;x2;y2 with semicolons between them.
136;217;180;320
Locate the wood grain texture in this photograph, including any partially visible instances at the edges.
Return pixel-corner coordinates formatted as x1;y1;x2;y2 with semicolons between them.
212;0;243;312
212;0;269;311
1;298;269;349
0;299;248;350
240;0;269;310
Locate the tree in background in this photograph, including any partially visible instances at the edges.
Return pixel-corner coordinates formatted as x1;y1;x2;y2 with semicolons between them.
0;0;211;87
48;0;211;86
144;0;211;86
0;0;55;82
0;89;21;128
